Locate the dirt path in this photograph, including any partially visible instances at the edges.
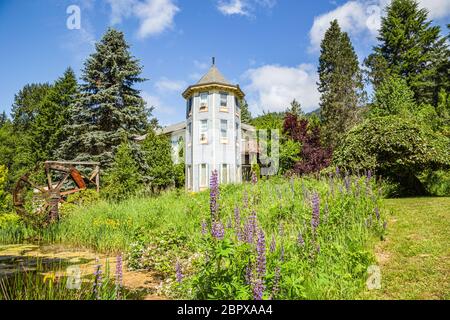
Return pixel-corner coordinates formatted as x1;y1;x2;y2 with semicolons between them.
0;244;168;300
360;197;450;300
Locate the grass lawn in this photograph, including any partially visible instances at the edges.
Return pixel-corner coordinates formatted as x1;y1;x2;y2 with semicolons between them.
361;197;450;300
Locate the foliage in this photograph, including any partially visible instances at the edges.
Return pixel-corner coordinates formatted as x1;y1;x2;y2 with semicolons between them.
58;28;150;167
0;165;11;213
251;111;284;131
287;99;304;118
102;141;141;201
240;99;253;124
279;139;301;175
370;75;416;117
365;0;448;106
283;113;331;175
141;131;174;192
334;116;450;195
318;19;364;149
173;163;185;189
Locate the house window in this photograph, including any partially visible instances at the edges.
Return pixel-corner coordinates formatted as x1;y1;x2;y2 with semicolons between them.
235;97;241;115
187;123;192;147
220;119;228;143
200;119;208;143
221;164;228;184
220;92;228;111
199;92;208;112
187;98;192;117
200;164;208;187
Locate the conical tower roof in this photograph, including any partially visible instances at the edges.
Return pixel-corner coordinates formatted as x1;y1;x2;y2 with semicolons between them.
182;57;244;99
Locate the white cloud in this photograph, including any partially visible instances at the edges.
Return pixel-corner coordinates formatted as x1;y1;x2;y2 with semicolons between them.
106;0;179;38
217;0;276;16
155;78;187;92
309;0;450;52
142;91;176;120
243;64;320;115
418;0;450;19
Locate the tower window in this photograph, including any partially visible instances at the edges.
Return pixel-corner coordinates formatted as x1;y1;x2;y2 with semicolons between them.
200;119;208;143
200;92;208;112
221;164;228;184
220;119;228;143
220;92;228;111
187;98;192;117
200;164;208;187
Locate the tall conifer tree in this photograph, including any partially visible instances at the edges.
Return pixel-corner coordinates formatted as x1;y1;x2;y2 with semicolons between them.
318;20;364;149
59;28;149;166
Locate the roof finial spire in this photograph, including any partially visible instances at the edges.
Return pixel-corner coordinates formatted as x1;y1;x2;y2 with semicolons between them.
212;57;215;66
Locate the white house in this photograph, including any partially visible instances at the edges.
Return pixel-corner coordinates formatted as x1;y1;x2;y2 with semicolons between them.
151;59;258;192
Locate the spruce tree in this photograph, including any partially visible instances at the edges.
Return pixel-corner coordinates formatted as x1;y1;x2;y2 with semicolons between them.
59;28;149;166
287;99;304;117
240;99;252;124
0;111;7;127
318;20;364;149
365;0;445;105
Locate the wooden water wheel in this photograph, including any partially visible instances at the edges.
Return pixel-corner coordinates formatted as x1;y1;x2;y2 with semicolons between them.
13;161;100;226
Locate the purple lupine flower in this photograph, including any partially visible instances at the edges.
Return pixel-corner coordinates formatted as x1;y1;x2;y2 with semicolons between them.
374;207;380;221
311;192;320;235
270;266;281;300
210;170;219;220
280;244;285;262
93;258;102;300
270;235;276;253
297;232;305;247
244;211;257;244
234;207;242;241
201;220;207;236
252;278;264;300
344;174;351;192
367;169;372;181
256;228;266;277
251;171;258;185
211;220;225;240
243;190;249;208
115;254;123;299
176;260;183;283
245;262;253;285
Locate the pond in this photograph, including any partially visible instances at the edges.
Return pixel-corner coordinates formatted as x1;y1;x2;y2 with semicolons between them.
0;244;167;300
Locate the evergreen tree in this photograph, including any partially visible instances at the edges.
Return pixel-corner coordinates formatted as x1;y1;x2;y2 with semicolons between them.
31;68;78;161
318;20;364;150
0;111;7;127
365;0;445;105
240;99;252;124
103;140;141;201
287;99;304;117
59;28;149;166
141;130;174;193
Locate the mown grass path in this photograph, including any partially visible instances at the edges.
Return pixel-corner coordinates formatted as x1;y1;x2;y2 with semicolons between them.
361;197;450;300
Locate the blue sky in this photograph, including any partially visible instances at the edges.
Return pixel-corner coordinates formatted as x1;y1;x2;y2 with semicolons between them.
0;0;449;125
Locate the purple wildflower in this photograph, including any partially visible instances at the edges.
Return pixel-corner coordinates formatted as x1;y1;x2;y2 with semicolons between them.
367;169;372;181
374;207;380;221
252;279;264;300
211;220;225;240
93;258;102;300
256;228;266;277
311;192;320;235
176;260;183;283
270;266;281;300
270;235;276;253
210;170;219;220
201;220;207;236
317;244;321;254
227;217;232;229
344;174;351;192
244;211;257;244
245;262;253;285
297;232;305;247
